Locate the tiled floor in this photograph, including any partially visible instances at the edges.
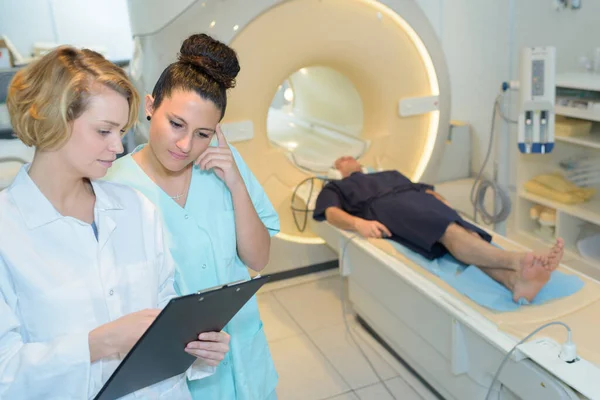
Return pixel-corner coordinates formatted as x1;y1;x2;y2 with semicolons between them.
257;271;437;400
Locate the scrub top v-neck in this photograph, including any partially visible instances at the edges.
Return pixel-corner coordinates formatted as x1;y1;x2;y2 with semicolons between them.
104;144;280;399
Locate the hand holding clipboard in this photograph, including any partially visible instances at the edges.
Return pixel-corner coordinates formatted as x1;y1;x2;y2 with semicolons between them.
185;330;230;366
94;274;270;400
89;310;230;367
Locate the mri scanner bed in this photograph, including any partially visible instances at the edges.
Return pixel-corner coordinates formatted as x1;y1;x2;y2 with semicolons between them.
309;213;600;400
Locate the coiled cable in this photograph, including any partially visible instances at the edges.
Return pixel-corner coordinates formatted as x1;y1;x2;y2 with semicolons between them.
470;94;513;225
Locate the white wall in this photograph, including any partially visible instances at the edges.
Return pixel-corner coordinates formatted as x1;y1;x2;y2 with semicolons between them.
0;0;133;61
411;0;598;235
0;0;55;58
508;1;600;191
414;0;512;181
514;2;600;75
415;0;598;185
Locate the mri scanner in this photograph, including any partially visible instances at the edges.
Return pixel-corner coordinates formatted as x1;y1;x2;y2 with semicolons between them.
128;0;449;274
0;0;544;398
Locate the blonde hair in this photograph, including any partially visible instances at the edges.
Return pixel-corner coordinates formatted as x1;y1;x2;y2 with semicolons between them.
7;46;140;151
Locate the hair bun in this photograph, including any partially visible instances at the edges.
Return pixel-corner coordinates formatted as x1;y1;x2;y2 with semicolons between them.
178;34;240;89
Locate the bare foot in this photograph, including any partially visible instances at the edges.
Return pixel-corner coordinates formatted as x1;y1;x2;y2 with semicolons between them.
511;239;564;303
512;253;551;303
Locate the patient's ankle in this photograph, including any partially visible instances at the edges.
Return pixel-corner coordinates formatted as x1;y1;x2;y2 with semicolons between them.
505;252;522;272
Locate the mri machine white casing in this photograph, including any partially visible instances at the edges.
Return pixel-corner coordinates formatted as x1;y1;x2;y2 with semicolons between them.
127;0;451;275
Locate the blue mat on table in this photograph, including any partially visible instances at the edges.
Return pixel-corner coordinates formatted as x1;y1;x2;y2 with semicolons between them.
386;240;583;312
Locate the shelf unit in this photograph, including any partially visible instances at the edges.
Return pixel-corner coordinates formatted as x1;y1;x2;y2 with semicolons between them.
513;72;600;280
554;106;600;123
556;72;600;92
554;130;600;149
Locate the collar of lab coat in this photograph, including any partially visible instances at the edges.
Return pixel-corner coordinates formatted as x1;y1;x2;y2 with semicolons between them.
9;164;124;230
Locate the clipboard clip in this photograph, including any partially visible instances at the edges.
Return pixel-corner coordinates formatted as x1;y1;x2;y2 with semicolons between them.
195;275;263;294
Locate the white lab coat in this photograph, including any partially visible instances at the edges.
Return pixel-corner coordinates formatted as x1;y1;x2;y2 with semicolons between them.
0;165;214;399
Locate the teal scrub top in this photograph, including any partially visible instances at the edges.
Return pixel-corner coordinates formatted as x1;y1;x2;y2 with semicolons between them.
104;144;279;400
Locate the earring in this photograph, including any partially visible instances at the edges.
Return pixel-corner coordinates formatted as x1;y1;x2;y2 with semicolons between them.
146;115;151;121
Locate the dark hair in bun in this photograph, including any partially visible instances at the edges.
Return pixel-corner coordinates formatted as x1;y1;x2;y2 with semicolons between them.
151;33;240;119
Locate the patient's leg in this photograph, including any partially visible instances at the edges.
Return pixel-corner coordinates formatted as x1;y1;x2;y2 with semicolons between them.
439;223;564;302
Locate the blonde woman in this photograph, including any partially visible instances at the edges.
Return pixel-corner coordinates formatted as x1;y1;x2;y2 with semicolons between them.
0;46;229;399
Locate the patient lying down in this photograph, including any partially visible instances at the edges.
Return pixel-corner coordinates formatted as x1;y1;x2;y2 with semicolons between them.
313;156;565;303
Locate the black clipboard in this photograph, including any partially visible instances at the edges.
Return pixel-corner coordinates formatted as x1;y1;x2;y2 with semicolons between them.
94;274;271;400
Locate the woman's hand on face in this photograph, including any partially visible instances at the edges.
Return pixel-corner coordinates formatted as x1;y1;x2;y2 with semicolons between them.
195;125;243;190
185;331;231;367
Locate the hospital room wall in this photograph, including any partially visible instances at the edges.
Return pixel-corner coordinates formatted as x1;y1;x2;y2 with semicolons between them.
415;0;599;186
508;2;600;191
0;0;133;61
414;0;512;182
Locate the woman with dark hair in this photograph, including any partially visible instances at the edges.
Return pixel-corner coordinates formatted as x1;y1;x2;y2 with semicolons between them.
105;34;279;399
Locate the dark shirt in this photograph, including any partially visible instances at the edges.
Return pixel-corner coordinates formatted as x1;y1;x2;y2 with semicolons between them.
313;171;433;221
312;170;491;260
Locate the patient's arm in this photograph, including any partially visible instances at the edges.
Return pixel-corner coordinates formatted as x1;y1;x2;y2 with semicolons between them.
325;207;392;238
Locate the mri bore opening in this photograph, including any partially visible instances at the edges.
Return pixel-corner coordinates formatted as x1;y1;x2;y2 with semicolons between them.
267;66;368;173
